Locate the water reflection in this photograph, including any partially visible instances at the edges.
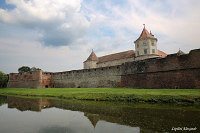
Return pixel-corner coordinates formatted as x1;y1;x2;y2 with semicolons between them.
0;95;7;106
0;95;199;133
7;96;50;112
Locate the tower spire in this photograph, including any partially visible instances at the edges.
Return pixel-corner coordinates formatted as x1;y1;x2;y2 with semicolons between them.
143;24;145;29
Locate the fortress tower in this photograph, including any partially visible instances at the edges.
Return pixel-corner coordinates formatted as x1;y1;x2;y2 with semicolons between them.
134;24;160;60
83;25;167;69
7;24;200;89
83;50;98;69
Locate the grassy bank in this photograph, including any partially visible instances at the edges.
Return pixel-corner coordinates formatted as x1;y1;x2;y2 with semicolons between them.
0;88;200;104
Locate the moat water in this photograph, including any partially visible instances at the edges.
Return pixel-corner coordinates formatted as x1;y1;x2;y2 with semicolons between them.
0;95;199;133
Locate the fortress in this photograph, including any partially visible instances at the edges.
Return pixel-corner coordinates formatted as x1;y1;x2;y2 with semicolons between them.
84;26;167;69
7;26;200;89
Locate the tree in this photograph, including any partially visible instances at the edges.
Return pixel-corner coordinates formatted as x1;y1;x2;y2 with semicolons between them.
0;71;9;88
18;66;31;72
18;66;41;73
30;67;41;72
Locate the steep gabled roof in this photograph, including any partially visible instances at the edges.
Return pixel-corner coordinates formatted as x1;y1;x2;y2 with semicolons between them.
97;50;135;63
85;51;98;62
158;50;167;58
135;28;157;42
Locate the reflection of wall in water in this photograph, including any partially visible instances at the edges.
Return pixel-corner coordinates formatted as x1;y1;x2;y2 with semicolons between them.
0;95;7;106
7;96;51;112
6;96;200;132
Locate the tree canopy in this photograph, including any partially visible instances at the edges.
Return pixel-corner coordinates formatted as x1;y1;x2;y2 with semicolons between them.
0;71;9;88
30;67;41;72
18;66;41;73
18;66;31;73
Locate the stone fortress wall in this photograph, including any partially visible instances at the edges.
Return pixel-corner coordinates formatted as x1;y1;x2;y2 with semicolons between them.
7;71;52;88
7;70;42;88
51;65;122;88
96;57;133;68
7;49;200;89
121;49;200;89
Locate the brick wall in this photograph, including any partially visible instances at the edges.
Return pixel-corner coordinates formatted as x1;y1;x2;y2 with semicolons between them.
121;49;200;88
7;49;200;89
51;65;122;88
41;72;52;88
7;70;42;88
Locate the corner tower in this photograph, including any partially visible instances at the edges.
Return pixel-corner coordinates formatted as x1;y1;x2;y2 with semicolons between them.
83;50;98;69
134;25;159;60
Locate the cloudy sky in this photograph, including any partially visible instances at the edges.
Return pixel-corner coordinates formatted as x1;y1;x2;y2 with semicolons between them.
0;0;200;73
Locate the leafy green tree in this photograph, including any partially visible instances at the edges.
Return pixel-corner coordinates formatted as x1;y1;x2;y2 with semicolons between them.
18;66;31;72
30;67;41;72
18;66;41;72
0;71;9;88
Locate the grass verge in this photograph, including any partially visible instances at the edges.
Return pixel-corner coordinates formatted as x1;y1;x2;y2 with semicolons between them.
0;88;200;104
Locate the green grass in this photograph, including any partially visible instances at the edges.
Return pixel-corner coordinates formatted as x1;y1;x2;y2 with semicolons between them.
0;88;200;104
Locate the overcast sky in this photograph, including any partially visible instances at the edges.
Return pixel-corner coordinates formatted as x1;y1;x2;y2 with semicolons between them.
0;0;200;73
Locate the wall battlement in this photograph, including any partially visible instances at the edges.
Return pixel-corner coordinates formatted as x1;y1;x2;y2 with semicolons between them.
8;70;42;88
121;48;200;88
51;65;122;88
7;49;200;89
123;48;200;75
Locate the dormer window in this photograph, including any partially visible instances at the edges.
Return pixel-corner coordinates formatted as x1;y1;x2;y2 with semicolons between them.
143;42;147;46
152;41;155;46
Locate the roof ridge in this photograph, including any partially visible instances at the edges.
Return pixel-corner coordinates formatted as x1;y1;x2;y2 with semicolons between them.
97;50;135;63
99;50;135;59
85;51;98;61
135;27;157;42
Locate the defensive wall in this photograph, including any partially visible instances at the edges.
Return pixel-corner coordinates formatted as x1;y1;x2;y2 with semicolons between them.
96;57;133;68
7;71;52;88
7;70;42;88
7;48;200;89
121;48;200;88
51;65;122;88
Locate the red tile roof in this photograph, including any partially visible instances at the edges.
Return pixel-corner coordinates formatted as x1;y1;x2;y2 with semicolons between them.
135;28;157;42
85;49;167;63
85;51;98;62
158;50;167;58
97;50;135;63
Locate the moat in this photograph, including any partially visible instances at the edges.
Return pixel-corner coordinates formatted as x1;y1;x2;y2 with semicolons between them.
0;95;199;133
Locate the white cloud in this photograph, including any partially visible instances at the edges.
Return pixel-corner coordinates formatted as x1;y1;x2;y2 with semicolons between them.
0;0;200;73
0;38;90;73
0;0;89;46
4;0;82;22
92;0;200;53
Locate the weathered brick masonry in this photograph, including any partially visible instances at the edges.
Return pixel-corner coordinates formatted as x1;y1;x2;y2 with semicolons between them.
121;49;200;88
7;70;42;88
7;71;52;88
51;65;122;88
7;49;200;89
